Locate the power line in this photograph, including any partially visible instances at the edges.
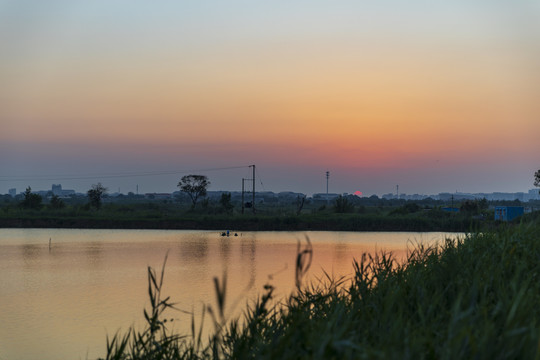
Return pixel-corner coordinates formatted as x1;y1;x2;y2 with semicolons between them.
0;165;250;182
255;167;266;191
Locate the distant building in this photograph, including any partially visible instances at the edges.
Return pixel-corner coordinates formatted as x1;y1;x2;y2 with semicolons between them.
48;184;75;197
312;193;340;202
438;193;475;201
526;189;540;201
52;184;62;196
8;188;16;197
145;193;172;200
277;191;305;199
489;192;524;202
494;206;524;221
438;193;454;201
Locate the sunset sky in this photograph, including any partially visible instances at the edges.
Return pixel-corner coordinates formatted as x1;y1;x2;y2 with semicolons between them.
1;1;539;196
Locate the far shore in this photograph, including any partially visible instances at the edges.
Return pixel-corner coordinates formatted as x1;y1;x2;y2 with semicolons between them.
0;215;481;232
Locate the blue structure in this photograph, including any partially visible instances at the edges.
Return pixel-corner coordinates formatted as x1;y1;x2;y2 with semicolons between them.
494;206;524;221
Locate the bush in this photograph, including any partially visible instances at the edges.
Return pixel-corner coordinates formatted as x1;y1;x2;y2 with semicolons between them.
334;195;354;213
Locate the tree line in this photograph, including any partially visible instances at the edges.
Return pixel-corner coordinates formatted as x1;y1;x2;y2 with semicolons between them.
14;175;214;211
12;170;540;212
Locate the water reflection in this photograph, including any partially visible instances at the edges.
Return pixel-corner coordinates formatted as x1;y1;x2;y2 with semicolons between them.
219;237;232;260
332;241;349;264
178;238;209;263
240;235;257;285
0;229;459;360
85;242;104;267
22;243;41;263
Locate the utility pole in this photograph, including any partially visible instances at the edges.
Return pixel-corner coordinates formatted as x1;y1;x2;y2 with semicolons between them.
250;165;256;214
326;171;330;205
241;165;256;214
396;184;399;199
241;178;245;214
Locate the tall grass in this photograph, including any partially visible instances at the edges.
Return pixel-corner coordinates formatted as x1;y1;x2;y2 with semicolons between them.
101;220;540;359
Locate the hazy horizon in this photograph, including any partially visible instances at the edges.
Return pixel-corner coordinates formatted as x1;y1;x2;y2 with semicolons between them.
1;164;537;198
2;1;539;197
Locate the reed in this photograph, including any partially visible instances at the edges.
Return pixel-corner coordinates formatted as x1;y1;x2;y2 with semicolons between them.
101;220;540;359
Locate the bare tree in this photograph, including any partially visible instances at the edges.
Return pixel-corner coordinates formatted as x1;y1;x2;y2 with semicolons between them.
535;169;540;192
178;175;210;208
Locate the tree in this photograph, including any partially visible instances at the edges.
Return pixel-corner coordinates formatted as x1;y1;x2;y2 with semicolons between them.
334;195;354;213
296;195;306;215
478;198;488;211
220;192;234;214
20;186;42;209
403;202;421;213
535;169;540;193
87;183;107;209
49;194;65;209
460;200;479;214
178;175;210;208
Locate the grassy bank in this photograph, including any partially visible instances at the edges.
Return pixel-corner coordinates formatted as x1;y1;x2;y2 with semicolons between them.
102;219;540;359
0;209;484;232
0;195;513;232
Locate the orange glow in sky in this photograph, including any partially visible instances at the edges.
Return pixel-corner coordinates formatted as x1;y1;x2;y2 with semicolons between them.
1;1;539;195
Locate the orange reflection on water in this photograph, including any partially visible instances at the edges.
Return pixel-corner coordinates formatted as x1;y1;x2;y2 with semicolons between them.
0;229;459;360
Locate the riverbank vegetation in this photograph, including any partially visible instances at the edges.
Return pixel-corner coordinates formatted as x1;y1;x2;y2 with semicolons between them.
101;218;540;359
1;191;535;231
0;209;484;232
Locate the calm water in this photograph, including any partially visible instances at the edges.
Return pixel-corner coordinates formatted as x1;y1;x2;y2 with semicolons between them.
0;229;460;360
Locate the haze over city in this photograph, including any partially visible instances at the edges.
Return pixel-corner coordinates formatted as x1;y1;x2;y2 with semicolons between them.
1;1;539;196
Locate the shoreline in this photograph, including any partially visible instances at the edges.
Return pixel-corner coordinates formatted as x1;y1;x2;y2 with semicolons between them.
0;215;481;232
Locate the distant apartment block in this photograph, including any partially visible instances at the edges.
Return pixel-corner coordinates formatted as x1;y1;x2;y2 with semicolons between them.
52;184;62;195
25;184;76;198
526;189;540;201
8;188;16;197
50;184;75;197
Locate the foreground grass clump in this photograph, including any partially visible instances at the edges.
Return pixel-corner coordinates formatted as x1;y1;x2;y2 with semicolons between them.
103;222;540;359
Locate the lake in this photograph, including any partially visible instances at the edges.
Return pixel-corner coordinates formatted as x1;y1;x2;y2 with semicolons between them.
0;228;461;360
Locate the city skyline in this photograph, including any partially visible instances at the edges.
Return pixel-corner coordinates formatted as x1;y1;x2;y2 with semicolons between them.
2;1;539;197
